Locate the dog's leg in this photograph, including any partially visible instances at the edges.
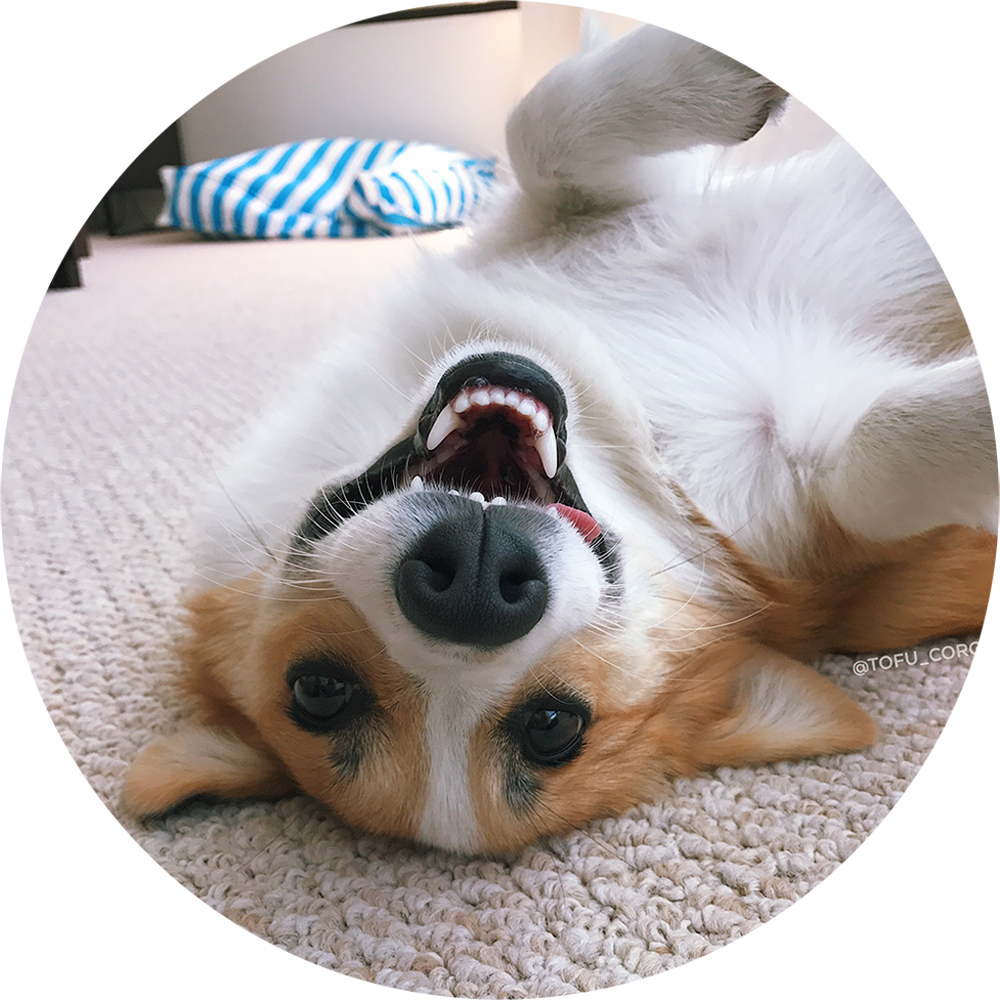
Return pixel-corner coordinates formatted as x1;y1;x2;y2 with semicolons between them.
824;524;995;652
825;354;998;541
505;24;786;215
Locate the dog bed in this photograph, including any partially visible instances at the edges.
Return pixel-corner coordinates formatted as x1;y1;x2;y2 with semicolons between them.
3;234;964;998
157;138;496;239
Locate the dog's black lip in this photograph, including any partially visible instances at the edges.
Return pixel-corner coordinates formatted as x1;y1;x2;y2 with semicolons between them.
293;436;415;546
290;352;621;583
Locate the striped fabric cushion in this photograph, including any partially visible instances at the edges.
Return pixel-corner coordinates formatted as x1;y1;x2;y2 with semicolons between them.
157;138;496;238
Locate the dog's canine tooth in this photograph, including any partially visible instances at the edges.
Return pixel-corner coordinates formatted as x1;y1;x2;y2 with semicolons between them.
535;425;558;478
410;476;424;491
427;406;466;451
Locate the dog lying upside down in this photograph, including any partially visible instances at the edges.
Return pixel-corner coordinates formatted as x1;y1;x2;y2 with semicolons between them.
124;25;997;855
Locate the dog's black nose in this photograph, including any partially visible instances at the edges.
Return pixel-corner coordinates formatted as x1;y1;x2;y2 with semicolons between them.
394;503;549;647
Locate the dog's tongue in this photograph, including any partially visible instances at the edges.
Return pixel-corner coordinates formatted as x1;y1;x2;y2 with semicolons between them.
546;503;602;543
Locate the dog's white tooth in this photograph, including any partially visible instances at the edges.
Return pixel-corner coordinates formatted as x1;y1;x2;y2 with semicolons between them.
448;489;461;496
471;388;491;407
469;491;487;508
517;398;537;417
410;476;424;491
453;392;471;414
505;391;521;408
534;426;558;478
489;388;507;405
489;496;507;505
532;409;550;433
427;406;465;451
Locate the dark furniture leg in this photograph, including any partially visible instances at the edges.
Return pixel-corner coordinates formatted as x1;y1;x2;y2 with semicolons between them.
101;188;118;236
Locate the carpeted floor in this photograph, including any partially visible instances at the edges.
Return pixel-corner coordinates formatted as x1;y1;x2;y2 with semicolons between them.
3;228;976;996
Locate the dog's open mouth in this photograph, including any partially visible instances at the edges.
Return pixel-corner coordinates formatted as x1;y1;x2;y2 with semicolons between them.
417;382;557;502
294;352;613;565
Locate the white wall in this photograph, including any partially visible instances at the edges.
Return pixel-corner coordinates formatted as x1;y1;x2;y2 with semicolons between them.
640;0;1000;164
517;3;582;98
841;0;1000;157
583;0;652;38
720;0;840;163
179;0;1000;169
178;0;524;162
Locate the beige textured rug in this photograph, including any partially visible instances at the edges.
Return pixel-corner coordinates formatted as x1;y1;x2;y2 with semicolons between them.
3;230;976;995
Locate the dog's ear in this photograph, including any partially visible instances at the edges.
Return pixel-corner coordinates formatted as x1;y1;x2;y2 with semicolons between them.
122;726;294;817
123;575;296;816
676;640;877;769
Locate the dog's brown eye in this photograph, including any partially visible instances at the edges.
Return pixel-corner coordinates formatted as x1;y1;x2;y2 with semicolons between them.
293;674;353;720
520;698;589;766
286;657;370;733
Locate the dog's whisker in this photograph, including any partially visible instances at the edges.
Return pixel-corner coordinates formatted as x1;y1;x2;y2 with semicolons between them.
570;636;631;677
353;354;413;401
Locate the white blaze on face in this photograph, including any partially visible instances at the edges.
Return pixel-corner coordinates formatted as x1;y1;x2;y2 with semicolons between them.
416;683;499;853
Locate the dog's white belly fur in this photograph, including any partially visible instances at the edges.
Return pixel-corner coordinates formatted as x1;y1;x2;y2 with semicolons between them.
464;140;992;562
199;135;992;592
189;23;995;606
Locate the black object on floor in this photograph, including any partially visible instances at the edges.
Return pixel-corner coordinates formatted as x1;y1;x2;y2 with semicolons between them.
0;215;90;288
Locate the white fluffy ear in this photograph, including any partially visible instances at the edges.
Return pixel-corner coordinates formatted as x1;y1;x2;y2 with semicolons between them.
695;645;877;768
122;726;294;817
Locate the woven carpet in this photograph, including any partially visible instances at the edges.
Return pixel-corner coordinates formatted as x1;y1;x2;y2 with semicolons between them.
3;229;975;996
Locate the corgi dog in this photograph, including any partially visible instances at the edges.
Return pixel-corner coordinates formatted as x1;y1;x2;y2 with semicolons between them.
124;25;997;855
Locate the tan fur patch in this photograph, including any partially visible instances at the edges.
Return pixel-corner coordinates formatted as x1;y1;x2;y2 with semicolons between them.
662;477;994;660
127;576;430;841
248;587;429;842
746;517;996;659
467;629;686;854
177;575;273;750
805;517;995;653
463;565;828;854
467;614;878;855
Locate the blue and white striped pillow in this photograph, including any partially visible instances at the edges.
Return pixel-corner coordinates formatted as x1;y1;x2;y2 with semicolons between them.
157;138;496;238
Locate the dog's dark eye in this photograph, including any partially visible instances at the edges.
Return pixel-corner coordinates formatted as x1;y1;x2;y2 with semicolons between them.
293;674;354;720
520;698;589;766
286;657;368;732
